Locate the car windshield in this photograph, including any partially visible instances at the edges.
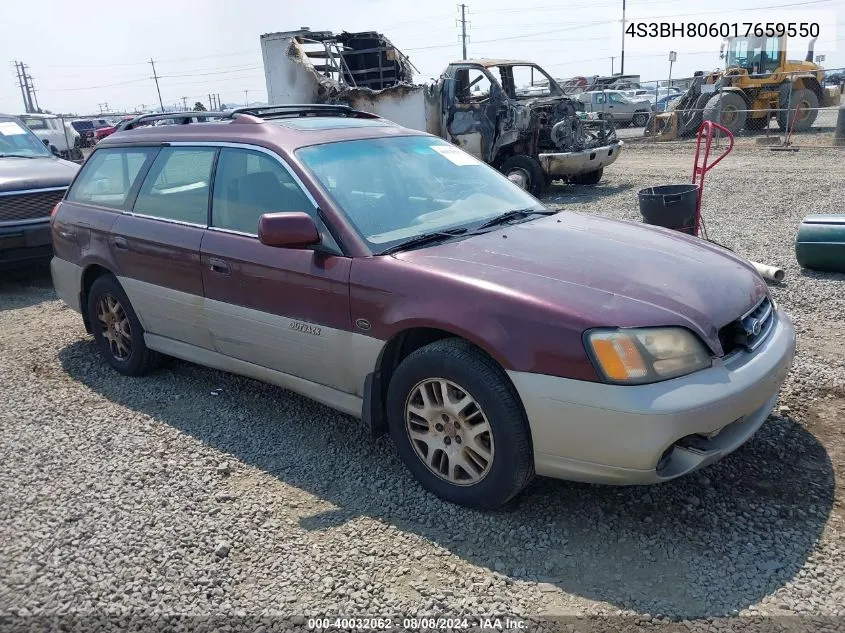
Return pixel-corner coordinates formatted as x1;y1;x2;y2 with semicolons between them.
297;135;544;253
0;117;51;157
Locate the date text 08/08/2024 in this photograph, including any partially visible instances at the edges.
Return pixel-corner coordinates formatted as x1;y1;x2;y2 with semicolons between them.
626;21;821;38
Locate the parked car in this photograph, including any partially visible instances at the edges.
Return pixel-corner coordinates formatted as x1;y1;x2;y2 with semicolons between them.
50;106;795;509
69;119;105;147
574;90;652;127
0;114;79;268
94;116;136;143
652;93;683;113
18;113;85;161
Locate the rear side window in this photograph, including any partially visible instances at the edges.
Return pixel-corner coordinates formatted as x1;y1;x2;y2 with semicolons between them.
66;147;157;209
133;147;216;225
22;117;49;130
211;148;314;234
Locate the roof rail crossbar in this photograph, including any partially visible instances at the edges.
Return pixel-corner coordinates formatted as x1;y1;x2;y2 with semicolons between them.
121;111;230;130
229;104;379;119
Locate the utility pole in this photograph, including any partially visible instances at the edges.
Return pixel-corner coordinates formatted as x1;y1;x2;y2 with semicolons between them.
208;94;213;110
181;96;188;111
149;58;164;112
620;0;626;75
217;93;221;109
611;56;616;75
23;65;40;112
14;62;30;112
457;4;469;60
244;90;249;106
16;62;36;113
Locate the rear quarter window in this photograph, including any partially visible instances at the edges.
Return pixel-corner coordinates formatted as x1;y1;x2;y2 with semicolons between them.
66;147;158;209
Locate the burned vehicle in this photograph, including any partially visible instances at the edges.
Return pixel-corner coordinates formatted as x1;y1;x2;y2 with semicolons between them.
439;60;621;192
260;29;622;194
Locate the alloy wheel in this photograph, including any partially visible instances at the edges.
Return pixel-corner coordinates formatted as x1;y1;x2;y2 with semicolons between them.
404;378;495;485
96;293;132;361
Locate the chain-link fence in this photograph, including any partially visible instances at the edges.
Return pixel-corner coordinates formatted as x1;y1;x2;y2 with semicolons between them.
603;68;845;148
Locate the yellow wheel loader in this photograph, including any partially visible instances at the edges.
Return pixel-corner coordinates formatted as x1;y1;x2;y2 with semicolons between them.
646;36;841;140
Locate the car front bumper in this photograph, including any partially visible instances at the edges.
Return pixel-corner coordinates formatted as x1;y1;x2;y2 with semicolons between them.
538;141;623;178
0;219;53;268
508;309;796;485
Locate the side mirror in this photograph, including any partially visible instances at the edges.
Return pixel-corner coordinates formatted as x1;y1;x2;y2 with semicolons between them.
258;212;321;248
42;138;50;146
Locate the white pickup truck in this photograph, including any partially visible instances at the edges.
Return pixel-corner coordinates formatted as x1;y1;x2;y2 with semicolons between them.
18;114;84;161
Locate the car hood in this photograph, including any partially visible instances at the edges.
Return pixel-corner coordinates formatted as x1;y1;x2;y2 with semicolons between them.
0;156;79;193
395;212;767;354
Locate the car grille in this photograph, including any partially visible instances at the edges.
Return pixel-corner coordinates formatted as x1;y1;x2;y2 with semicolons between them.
719;296;776;355
0;189;66;223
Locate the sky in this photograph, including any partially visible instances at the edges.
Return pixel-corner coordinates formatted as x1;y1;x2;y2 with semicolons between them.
2;0;843;115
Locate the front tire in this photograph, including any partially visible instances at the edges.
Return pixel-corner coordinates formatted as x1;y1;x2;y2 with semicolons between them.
778;88;819;132
87;274;160;376
703;91;747;135
387;339;534;509
632;111;649;127
500;155;545;197
570;167;603;186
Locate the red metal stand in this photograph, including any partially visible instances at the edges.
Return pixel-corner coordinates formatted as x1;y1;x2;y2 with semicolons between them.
691;121;734;238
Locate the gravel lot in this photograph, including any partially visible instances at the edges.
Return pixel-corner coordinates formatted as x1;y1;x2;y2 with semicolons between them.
1;145;844;632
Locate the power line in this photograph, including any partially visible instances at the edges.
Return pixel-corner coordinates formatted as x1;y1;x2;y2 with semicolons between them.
158;66;263;79
38;78;149;92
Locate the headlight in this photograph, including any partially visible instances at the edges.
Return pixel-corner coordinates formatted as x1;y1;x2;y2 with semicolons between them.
585;327;712;385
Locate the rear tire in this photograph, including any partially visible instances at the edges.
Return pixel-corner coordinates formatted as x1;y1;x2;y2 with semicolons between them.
703;91;747;135
86;274;160;376
570;167;603;185
386;339;534;509
500;155;545;196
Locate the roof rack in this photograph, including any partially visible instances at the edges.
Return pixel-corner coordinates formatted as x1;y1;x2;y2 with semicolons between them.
120;111;230;130
116;104;380;132
228;104;380;120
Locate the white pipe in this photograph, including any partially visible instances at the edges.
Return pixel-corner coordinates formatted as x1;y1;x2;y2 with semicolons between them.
750;260;785;282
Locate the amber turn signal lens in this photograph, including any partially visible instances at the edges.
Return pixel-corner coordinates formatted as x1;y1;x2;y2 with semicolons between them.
589;333;648;381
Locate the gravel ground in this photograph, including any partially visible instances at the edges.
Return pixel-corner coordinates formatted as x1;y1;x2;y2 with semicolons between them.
1;145;844;632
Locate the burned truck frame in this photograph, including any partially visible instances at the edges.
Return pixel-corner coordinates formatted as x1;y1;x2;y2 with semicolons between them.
260;29;622;193
441;60;620;191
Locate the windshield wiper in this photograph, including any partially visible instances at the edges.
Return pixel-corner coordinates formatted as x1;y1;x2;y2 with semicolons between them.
380;227;468;255
0;153;40;159
472;207;557;232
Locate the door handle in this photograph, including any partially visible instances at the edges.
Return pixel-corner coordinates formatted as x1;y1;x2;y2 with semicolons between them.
209;257;231;275
113;236;129;250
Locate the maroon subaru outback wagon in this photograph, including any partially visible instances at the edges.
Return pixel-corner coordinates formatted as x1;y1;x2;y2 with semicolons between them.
50;105;795;509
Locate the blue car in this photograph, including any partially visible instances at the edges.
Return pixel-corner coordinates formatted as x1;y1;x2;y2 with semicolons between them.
653;94;682;113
